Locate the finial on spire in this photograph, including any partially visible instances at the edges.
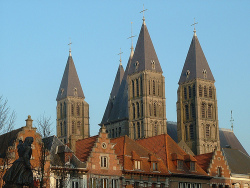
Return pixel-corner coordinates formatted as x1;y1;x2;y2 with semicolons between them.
118;48;123;65
68;38;72;56
191;18;198;36
230;110;234;131
127;22;136;52
140;4;148;25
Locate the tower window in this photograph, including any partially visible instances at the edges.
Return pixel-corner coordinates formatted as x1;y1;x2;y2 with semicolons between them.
202;103;206;118
141;102;143;117
158;82;160;96
206;124;210;138
209;87;213;98
153;80;156;95
148;80;151;95
64;102;66;117
188;86;192;98
184;87;187;100
199;85;202;97
154;122;157;136
136;79;139;97
208;104;212;118
191;103;195;118
204;86;207;97
72;121;75;134
140;78;143;96
154;103;156;117
133;123;136;139
193;84;196;97
185;105;189;120
118;127;121;137
185;125;188;140
71;104;74;116
60;103;63;118
76;104;80;116
137;122;140;138
132;80;135;98
64;121;66;136
112;129;114;138
190;124;194;140
141;122;144;138
77;121;81;134
137;102;140;118
60;122;63;136
133;103;135;119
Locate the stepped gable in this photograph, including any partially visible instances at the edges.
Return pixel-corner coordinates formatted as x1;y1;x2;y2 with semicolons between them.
56;55;85;101
179;33;214;84
128;21;162;75
101;64;124;124
137;134;208;177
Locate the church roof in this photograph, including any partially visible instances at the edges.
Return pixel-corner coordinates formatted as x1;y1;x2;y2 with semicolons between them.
127;21;162;75
179;33;215;84
56;55;85;101
101;64;124;124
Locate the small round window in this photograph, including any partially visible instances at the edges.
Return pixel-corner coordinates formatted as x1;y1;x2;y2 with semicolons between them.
102;142;107;149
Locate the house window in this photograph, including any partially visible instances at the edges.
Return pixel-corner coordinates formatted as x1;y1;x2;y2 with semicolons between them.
112;179;119;188
72;181;79;188
184;87;187;100
190;161;195;171
217;167;222;177
134;160;141;170
135;182;140;188
101;156;108;168
90;178;97;188
101;179;108;188
152;162;158;171
160;184;165;188
199;85;202;97
177;160;183;170
206;124;210;138
56;179;63;188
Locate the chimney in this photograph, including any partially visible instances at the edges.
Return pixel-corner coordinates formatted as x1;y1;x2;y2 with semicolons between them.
25;115;33;129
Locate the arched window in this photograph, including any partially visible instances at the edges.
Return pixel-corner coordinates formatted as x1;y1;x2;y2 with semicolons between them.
71;104;74;116
217;167;222;177
202;103;206;118
190;124;194;140
188;86;192;98
154;103;156;117
137;122;140;138
208;104;212;118
206;124;210;138
185;105;189;120
204;86;207;97
77;104;80;116
136;79;139;97
72;121;75;134
148;80;151;95
199;85;202;97
193;84;196;97
191;103;195;118
133;103;135;119
136;102;140;118
132;80;135;98
184;87;187;100
153;80;156;95
209;87;213;98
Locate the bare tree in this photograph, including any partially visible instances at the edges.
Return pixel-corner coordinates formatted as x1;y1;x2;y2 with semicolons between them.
0;96;16;134
36;114;52;188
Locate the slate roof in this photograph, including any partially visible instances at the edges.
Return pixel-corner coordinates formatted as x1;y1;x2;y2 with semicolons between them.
222;148;250;175
101;64;124;124
0;127;22;158
56;55;85;101
128;21;162;75
179;33;215;84
194;152;214;173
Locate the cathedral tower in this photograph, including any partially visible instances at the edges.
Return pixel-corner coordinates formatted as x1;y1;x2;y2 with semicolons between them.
56;50;89;144
127;18;167;139
177;29;220;155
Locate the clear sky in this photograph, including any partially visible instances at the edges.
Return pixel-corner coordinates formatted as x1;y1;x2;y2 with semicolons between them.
1;1;249;154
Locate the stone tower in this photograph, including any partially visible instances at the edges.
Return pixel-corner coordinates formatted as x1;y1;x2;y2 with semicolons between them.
56;50;89;145
177;29;220;155
101;18;167;139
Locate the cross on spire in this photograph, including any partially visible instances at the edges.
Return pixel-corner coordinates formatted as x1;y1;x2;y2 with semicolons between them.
191;18;198;36
68;38;72;56
127;22;136;50
140;4;148;24
118;48;123;65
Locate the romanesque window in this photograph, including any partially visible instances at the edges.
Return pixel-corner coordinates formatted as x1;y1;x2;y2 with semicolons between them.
136;79;139;97
185;105;189;120
71;104;74;116
193;84;196;97
206;124;210;138
204;86;207;97
133;103;135;119
153;80;156;95
209;86;213;98
137;122;140;138
76;104;80;116
60;122;63;136
132;80;135;98
190;124;194;140
185;125;188;140
148;80;151;95
72;121;75;134
202;103;206;118
184;87;187;100
154;103;156;117
199;85;202;97
191;103;195;118
208;104;212;118
101;156;108;167
188;86;192;98
136;102;140;118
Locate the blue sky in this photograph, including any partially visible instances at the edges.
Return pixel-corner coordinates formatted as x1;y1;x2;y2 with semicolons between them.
1;1;249;154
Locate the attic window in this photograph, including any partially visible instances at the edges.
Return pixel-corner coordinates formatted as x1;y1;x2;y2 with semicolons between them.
152;162;158;171
134;160;141;170
135;61;139;70
177;160;184;170
61;88;64;95
186;70;190;78
190;161;196;171
202;69;207;78
151;60;155;69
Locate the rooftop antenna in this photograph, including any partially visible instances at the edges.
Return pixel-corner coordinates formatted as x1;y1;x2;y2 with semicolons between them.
118;48;123;65
191;18;198;36
68;38;72;56
230;110;234;131
140;4;148;24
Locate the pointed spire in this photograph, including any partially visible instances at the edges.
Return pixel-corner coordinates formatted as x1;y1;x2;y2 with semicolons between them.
56;54;85;101
178;32;215;84
127;19;162;75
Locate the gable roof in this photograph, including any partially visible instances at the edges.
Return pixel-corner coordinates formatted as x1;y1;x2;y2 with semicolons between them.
179;33;214;84
222;148;250;175
101;64;124;124
128;21;162;75
56;55;85;101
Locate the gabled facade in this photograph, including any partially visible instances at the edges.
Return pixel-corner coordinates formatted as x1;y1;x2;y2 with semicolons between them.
56;51;89;147
177;30;220;155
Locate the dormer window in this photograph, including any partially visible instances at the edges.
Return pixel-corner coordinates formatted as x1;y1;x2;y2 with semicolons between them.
152;162;158;171
177;160;184;170
134;160;141;170
190;161;196;171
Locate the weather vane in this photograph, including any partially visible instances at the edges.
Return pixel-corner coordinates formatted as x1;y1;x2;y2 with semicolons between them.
140;4;148;22
127;22;136;50
68;38;72;56
191;18;198;35
118;48;123;65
